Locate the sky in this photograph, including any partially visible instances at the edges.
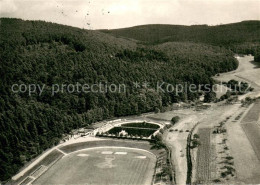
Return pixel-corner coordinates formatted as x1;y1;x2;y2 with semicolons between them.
0;0;260;29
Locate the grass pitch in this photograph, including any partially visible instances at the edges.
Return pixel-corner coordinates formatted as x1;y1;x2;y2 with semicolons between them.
33;147;156;185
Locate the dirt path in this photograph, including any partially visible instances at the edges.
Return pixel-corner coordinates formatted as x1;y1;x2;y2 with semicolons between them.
163;115;200;185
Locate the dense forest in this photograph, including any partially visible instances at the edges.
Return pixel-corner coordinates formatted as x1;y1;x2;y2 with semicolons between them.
0;18;244;181
101;21;260;54
255;52;260;62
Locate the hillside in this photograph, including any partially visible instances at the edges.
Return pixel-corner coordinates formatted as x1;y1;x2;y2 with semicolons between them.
0;18;238;181
101;21;260;54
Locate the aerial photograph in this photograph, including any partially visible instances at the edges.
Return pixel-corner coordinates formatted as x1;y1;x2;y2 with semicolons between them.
0;0;260;184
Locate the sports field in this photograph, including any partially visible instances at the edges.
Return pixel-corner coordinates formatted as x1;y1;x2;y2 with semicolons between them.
32;147;156;185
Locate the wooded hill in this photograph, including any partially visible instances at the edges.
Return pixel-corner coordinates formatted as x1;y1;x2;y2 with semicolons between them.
0;18;243;181
101;21;260;54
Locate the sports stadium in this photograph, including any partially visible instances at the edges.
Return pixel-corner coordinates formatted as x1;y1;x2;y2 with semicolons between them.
12;120;172;185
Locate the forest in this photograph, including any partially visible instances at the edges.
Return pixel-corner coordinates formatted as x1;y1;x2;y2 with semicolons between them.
255;52;260;62
101;21;260;55
0;18;251;181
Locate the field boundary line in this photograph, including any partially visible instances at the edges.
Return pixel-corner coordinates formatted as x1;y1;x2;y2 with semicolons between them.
61;146;157;157
56;148;68;156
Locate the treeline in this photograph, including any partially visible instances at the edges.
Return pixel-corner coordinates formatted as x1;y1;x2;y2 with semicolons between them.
255;52;260;62
101;21;260;55
0;18;238;181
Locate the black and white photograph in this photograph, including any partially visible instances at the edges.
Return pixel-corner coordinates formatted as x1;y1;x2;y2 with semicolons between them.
0;0;260;184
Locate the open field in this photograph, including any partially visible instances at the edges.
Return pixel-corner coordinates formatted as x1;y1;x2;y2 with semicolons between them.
241;100;260;123
240;100;260;162
226;123;260;184
241;123;260;160
195;128;212;183
33;147;156;185
226;102;260;184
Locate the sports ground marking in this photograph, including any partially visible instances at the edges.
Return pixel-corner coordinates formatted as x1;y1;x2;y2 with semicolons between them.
114;152;127;155
101;151;113;154
56;148;68;156
63;146;156;158
134;156;147;159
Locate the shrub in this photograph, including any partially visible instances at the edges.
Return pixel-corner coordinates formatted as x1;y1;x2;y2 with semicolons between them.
171;116;180;125
155;107;160;113
193;134;200;139
204;91;216;102
191;139;201;148
213;179;221;183
226;156;234;160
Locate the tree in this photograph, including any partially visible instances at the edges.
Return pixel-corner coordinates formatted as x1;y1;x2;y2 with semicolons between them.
254;53;260;62
193;134;200;139
204;91;216;102
191;139;201;148
171;116;180;125
150;133;165;150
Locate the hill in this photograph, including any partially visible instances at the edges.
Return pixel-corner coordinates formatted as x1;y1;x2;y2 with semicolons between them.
0;18;238;181
100;21;260;54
